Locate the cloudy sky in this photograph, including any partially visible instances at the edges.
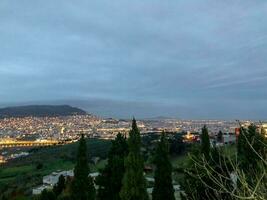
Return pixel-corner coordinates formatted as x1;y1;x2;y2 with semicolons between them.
0;0;267;119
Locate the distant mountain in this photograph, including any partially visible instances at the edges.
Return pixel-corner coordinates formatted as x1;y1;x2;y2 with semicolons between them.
0;105;87;118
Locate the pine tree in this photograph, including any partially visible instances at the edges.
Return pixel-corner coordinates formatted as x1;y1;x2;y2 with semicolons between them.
71;134;95;200
53;174;65;197
152;133;175;200
201;125;210;160
120;118;149;200
96;133;128;200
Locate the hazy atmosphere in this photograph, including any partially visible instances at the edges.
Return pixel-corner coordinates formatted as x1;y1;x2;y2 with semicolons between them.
1;0;267;119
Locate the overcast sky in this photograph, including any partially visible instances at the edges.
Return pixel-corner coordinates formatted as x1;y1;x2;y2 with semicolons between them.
0;0;267;119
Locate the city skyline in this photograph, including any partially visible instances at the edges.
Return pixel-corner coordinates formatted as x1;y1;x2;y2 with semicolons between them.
1;0;267;119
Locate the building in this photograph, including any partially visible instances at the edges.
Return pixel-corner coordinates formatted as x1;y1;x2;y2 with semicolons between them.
32;170;99;195
262;123;267;137
43;170;74;186
0;155;6;164
32;185;53;195
215;134;236;147
222;134;236;144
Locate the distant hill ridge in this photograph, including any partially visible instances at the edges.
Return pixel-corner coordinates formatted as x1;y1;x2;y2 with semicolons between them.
0;105;87;118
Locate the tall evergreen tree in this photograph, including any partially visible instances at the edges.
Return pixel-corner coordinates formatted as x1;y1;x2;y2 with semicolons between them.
120;118;149;200
71;134;95;200
201;125;210;160
152;133;175;200
96;133;128;200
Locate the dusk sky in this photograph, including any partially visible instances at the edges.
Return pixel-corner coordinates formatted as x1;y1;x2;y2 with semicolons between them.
0;0;267;119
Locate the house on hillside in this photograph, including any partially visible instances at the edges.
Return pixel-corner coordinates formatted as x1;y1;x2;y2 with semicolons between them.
32;170;99;195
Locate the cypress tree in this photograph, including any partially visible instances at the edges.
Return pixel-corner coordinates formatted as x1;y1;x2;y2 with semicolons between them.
71;134;95;200
152;133;175;200
120;118;149;200
96;133;128;200
201;125;210;160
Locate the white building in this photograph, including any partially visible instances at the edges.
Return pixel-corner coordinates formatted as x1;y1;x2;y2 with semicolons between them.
33;170;99;195
32;185;52;195
43;170;74;186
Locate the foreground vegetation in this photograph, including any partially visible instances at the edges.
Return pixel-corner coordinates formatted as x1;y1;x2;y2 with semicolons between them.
0;139;111;199
0;120;266;200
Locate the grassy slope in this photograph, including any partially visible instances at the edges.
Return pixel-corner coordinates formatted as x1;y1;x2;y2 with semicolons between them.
0;139;111;186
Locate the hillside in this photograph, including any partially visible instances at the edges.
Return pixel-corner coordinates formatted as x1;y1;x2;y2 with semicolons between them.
0;105;87;118
0;138;112;196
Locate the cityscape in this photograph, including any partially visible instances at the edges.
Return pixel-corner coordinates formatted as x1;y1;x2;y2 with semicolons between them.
1;0;267;199
1;113;266;164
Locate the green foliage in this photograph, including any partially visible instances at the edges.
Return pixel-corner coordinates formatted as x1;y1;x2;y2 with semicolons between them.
96;133;128;200
71;135;95;200
0;139;111;198
182;152;212;200
120;119;149;200
0;195;8;200
181;126;226;200
152;133;175;200
57;194;72;200
201;125;210;160
168;134;186;156
182;124;267;199
53;175;65;197
39;189;56;200
237;124;267;172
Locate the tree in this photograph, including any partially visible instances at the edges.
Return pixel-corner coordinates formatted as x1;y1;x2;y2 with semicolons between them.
96;133;128;200
120;118;149;200
237;124;267;172
39;189;56;200
182;124;267;200
152;133;175;200
217;131;223;143
57;195;72;200
0;195;7;200
168;133;186;156
181;145;212;200
201;125;210;160
181;126;218;200
71;134;95;200
53;175;65;197
181;146;234;200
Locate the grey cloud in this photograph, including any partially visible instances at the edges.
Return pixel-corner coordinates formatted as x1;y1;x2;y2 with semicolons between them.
0;0;267;119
